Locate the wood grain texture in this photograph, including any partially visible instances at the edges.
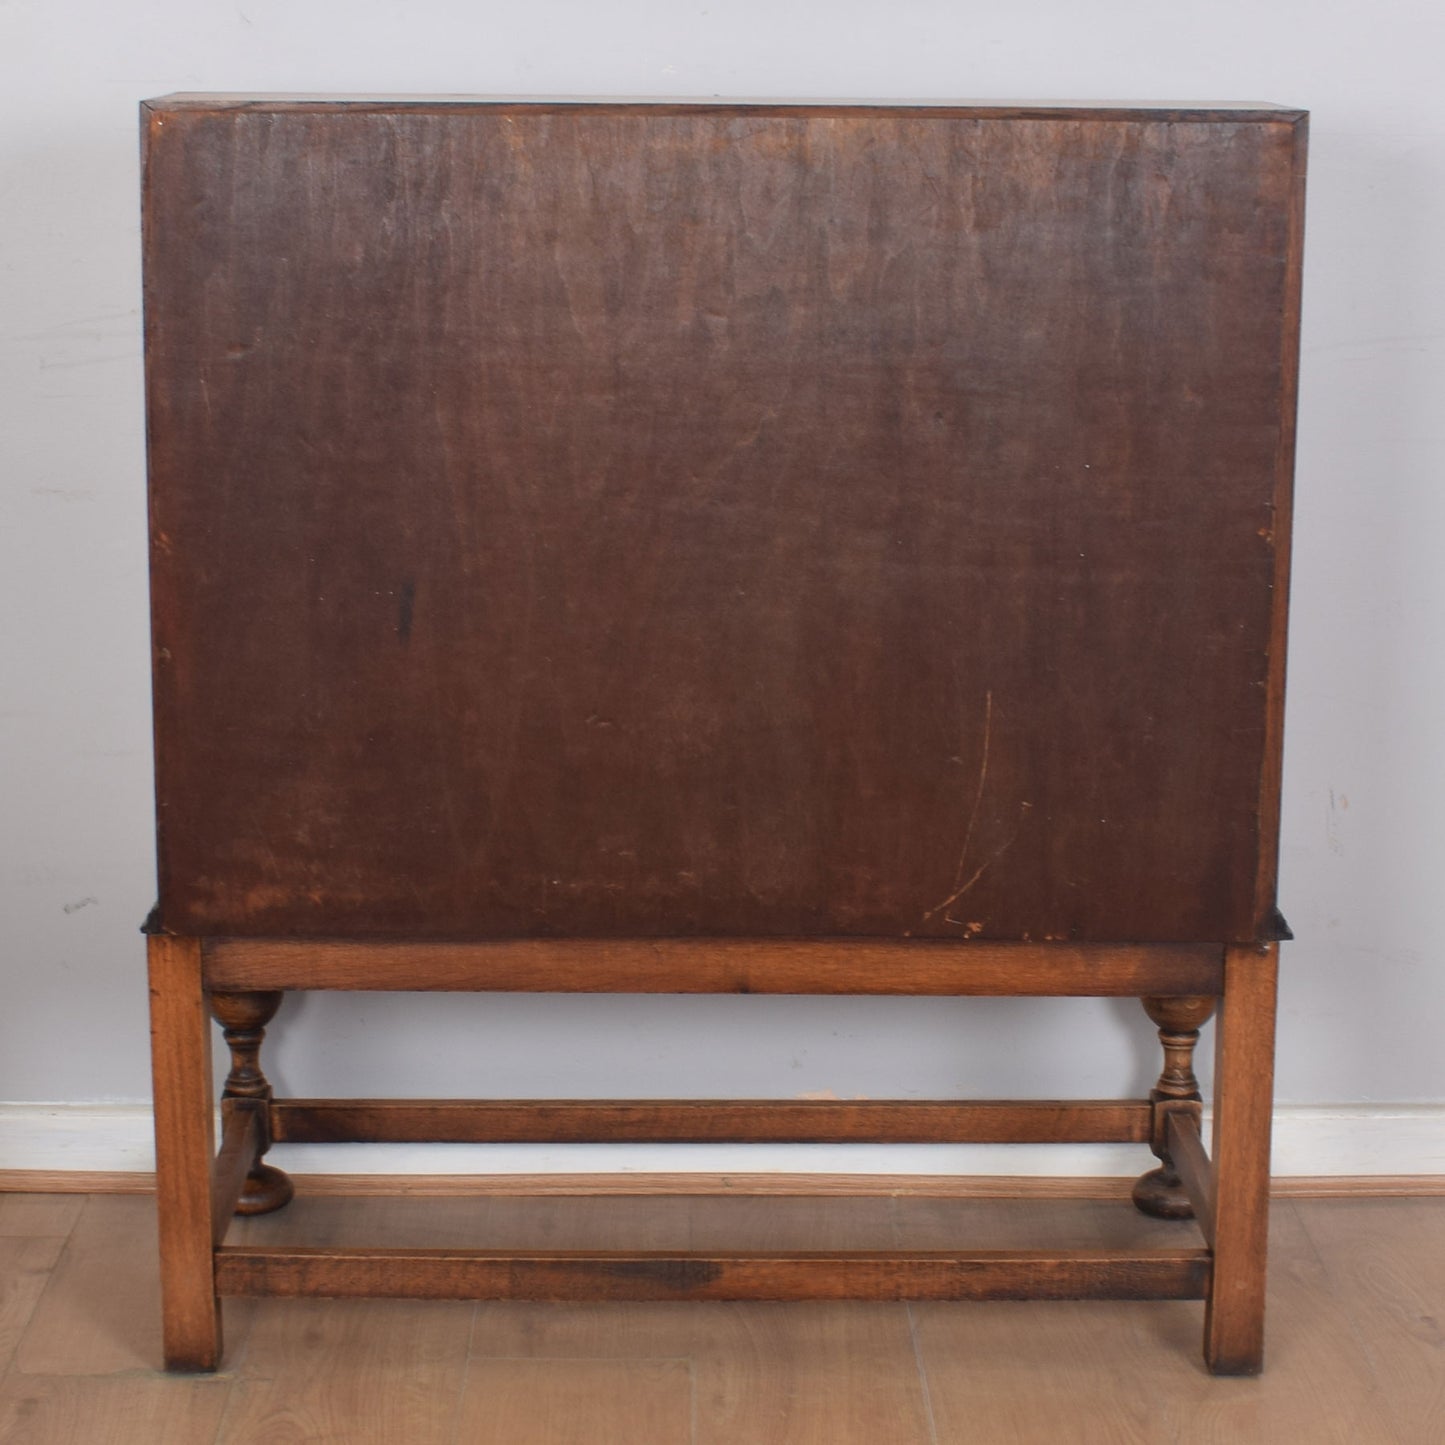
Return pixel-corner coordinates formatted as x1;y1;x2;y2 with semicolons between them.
1295;1199;1445;1443
1204;942;1279;1374
1168;1109;1216;1245
466;1298;937;1445
210;992;294;1219
0;1376;232;1445
14;1196;170;1375
1134;994;1215;1220
911;1202;1403;1445
144;99;1304;945
270;1097;1151;1145
1205;1200;1404;1440
210;1106;261;1245
209;1300;474;1444
455;1358;693;1445
202;937;1225;995
0;1175;160;1197
214;1244;1209;1301
273;1172;1142;1200
0;1197;84;1235
145;936;221;1371
0;1238;65;1374
7;1193;1444;1443
138;94;1304;1377
1167;1202;1403;1442
6;1170;1444;1198
1251;115;1308;930
148;95;1306;118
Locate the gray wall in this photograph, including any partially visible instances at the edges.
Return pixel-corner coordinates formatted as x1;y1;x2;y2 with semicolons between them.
3;2;1442;1138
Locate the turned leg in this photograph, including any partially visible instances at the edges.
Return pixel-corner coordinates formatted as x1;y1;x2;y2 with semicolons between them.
1132;994;1217;1219
209;990;294;1215
1205;942;1279;1375
148;934;222;1371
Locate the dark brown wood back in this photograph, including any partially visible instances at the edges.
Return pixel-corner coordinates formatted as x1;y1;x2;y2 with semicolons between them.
143;98;1305;943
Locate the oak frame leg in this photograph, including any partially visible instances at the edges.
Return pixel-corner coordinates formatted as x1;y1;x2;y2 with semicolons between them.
210;990;294;1216
1204;941;1279;1375
147;934;222;1371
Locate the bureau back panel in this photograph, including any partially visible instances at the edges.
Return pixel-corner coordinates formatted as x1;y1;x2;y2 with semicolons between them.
143;100;1304;941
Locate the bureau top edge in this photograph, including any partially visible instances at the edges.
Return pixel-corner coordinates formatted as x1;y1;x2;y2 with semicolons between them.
140;93;1306;124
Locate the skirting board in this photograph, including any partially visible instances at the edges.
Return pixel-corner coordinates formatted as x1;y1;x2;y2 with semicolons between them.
0;1103;1441;1184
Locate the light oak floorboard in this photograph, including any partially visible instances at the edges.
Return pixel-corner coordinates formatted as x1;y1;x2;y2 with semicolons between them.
0;1197;83;1239
13;1195;249;1376
456;1357;693;1444
234;1195;928;1443
0;1240;65;1374
214;1298;475;1445
0;1192;1441;1443
1296;1198;1445;1443
233;1189;933;1442
472;1301;934;1445
911;1202;1401;1444
1179;1201;1400;1443
14;1196;166;1376
0;1373;231;1445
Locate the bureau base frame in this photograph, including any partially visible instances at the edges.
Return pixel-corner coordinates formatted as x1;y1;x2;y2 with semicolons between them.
147;936;1278;1377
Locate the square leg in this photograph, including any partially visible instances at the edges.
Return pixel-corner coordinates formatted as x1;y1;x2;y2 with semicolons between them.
1204;941;1279;1374
147;934;222;1371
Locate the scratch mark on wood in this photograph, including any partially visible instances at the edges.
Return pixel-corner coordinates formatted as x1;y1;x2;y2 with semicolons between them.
924;690;993;921
943;802;1033;926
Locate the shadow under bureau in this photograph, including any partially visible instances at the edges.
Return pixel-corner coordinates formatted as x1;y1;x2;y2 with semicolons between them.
140;94;1306;1374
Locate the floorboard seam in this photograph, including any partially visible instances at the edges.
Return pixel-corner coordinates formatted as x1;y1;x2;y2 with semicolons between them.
905;1303;941;1445
445;1300;480;1445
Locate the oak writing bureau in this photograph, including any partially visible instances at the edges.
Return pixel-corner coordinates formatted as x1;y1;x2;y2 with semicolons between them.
141;95;1305;1373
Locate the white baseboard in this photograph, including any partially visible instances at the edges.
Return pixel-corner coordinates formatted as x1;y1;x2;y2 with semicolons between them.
0;1102;1440;1178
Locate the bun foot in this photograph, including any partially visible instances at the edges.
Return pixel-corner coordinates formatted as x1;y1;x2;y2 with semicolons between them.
1132;1165;1196;1219
237;1161;295;1216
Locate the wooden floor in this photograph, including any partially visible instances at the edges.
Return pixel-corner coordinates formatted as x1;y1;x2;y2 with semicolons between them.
0;1190;1437;1442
